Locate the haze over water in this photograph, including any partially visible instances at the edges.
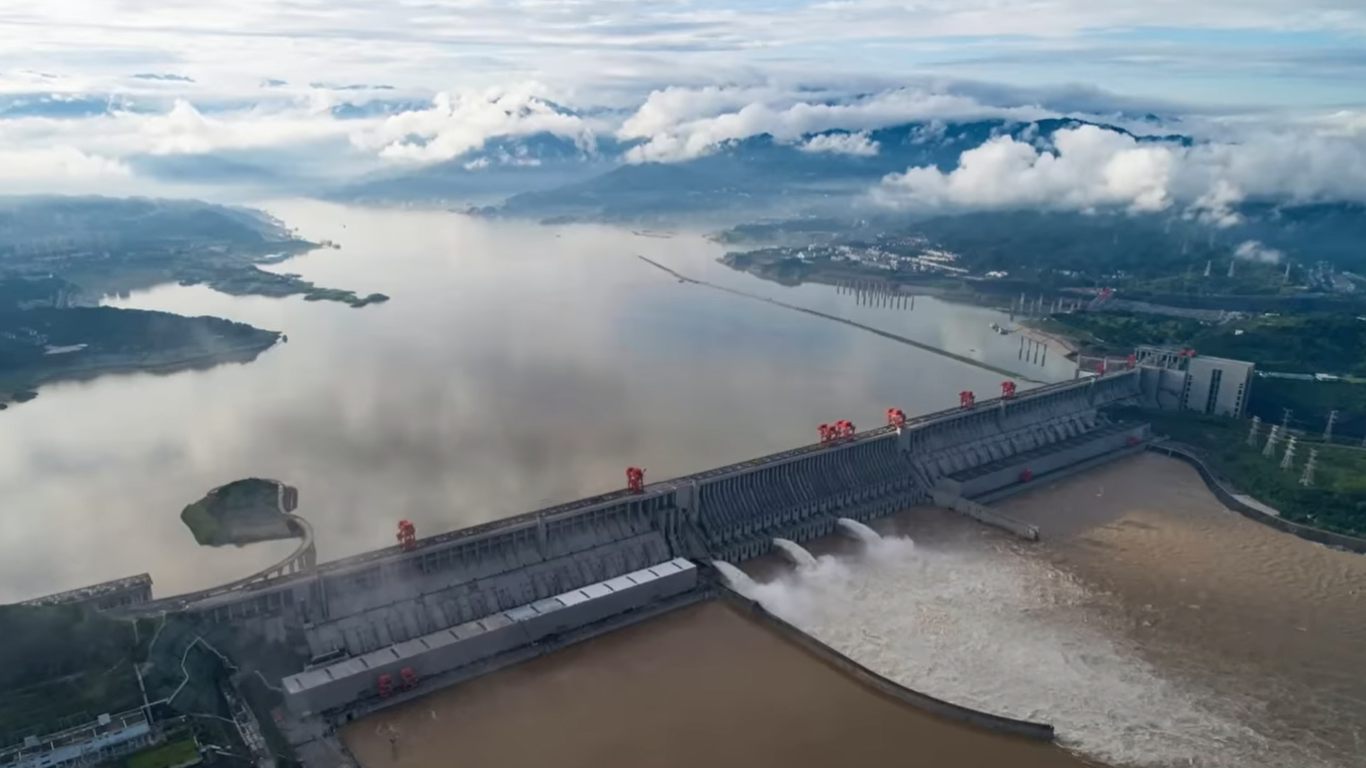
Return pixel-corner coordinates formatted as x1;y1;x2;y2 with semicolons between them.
0;201;1069;602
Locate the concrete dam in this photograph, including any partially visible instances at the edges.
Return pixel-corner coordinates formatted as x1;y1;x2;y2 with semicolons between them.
139;370;1148;719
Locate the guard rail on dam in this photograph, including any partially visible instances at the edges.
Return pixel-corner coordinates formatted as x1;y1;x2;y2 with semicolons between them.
140;370;1145;666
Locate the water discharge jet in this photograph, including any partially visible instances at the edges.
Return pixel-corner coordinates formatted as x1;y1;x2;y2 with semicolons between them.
712;561;759;596
836;518;883;545
772;538;819;568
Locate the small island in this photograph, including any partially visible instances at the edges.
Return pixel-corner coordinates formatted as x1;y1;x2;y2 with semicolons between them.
180;478;299;547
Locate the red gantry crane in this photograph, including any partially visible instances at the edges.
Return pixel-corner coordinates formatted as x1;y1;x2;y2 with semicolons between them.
819;420;857;445
626;466;646;493
396;520;417;551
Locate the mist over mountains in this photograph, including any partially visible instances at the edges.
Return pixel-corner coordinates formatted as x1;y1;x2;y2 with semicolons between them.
1;74;1365;270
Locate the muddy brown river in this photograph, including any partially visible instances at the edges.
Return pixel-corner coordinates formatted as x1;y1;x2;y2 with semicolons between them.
345;453;1364;768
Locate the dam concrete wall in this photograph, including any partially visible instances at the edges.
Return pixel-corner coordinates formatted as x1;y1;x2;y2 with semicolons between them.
283;559;698;716
141;370;1146;668
936;422;1151;499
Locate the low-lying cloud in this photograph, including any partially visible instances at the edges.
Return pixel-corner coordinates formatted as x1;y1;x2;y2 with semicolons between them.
619;85;1049;163
352;85;598;164
800;132;880;156
877;126;1174;212
874;121;1366;216
1234;240;1284;263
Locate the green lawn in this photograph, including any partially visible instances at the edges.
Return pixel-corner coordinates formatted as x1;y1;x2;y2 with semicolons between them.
1114;406;1366;536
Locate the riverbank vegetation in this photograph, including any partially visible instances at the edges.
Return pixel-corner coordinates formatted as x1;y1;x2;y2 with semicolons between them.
0;196;379;307
0;197;394;406
1044;312;1366;377
1112;406;1366;536
0;307;279;406
0;604;143;746
717;206;1366;309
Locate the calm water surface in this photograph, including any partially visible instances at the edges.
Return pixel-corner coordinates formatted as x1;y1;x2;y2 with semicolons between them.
0;201;1067;601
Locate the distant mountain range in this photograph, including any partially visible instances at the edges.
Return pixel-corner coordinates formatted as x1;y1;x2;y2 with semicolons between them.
327;132;638;204
327;117;1192;220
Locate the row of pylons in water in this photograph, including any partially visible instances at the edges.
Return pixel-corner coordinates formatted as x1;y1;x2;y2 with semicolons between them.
836;280;915;310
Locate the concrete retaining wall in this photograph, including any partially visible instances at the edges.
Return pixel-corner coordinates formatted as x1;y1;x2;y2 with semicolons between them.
1149;444;1366;555
715;587;1056;741
930;492;1040;540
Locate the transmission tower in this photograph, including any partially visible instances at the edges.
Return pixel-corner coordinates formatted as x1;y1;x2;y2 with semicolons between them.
1300;449;1319;487
1324;410;1338;443
1280;436;1298;471
1281;408;1293;433
1247;416;1262;447
1262;425;1282;458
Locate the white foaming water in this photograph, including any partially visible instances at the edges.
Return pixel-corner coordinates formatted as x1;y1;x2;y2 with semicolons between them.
712;561;759;594
742;536;1318;768
771;538;819;568
836;518;883;544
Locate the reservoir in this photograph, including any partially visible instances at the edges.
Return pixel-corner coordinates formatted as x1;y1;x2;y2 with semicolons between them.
0;200;1069;601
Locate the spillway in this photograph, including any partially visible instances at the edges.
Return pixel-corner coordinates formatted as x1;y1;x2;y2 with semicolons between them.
712;561;759;595
773;538;819;568
837;518;883;544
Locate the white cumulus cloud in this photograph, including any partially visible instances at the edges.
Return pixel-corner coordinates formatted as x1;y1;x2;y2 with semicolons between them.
352;84;597;163
875;121;1366;214
876;126;1174;212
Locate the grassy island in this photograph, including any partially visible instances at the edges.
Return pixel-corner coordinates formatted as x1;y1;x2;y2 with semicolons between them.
180;478;297;547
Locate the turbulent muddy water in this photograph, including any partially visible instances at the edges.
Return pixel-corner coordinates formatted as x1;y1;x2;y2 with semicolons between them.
725;454;1366;768
998;453;1366;768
